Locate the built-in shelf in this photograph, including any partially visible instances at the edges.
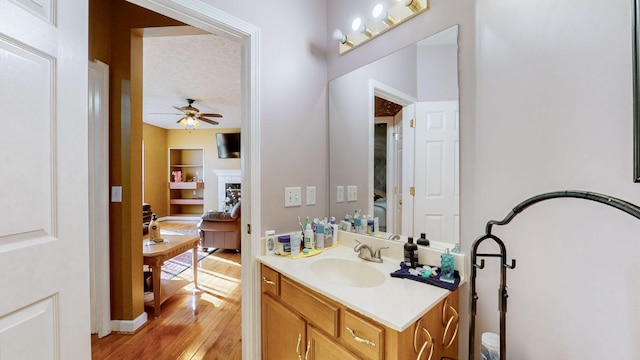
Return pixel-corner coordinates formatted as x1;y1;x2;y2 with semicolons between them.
169;181;205;190
169;148;204;215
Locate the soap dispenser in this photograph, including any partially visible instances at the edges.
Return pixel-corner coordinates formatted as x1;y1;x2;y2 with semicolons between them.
440;248;455;283
404;237;418;268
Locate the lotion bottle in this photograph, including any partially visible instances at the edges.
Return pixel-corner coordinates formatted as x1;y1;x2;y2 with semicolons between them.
404;237;418;268
303;223;314;249
149;214;162;243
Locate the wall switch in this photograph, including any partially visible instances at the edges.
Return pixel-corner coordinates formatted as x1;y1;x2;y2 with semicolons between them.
284;187;302;207
306;186;316;205
336;186;345;203
347;185;357;202
111;186;122;202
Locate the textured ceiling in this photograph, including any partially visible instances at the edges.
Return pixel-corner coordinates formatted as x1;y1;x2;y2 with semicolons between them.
142;29;241;130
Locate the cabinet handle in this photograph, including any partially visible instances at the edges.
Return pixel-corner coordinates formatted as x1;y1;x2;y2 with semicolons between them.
442;305;459;350
413;318;423;353
296;333;302;360
262;276;276;285
345;326;376;347
416;328;433;360
305;340;310;360
442;298;449;326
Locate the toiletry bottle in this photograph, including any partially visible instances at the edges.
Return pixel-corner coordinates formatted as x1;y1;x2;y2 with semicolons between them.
315;223;325;249
367;215;374;234
149;214;162;243
404;237;418;268
330;217;337;237
303;223;314;249
324;222;333;247
417;233;430;246
452;243;460;254
290;232;301;257
440;248;455;283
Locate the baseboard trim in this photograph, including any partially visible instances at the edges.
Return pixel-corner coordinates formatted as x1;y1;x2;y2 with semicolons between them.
110;312;148;334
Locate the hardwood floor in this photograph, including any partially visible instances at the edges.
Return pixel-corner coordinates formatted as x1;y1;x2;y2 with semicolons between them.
91;220;242;360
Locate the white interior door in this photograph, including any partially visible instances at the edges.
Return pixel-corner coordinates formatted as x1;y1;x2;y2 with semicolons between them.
412;101;459;243
0;2;91;359
400;103;415;235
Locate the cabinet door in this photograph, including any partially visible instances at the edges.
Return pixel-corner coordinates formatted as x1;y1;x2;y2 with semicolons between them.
307;326;359;360
262;294;306;360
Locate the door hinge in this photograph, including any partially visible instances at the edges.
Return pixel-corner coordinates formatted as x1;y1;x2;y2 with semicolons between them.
410;119;416;128
409;186;415;196
247;224;251;234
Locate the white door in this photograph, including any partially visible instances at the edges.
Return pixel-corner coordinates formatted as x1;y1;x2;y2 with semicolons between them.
0;2;91;359
412;101;459;244
400;103;415;235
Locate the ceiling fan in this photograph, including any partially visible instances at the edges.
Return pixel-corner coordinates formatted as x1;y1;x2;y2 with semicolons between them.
174;98;222;127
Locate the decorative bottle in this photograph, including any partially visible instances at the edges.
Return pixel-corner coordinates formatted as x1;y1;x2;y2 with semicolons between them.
440;248;455;283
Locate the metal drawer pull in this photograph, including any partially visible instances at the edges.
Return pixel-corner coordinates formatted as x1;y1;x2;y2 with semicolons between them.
262;276;276;285
417;328;433;360
296;333;302;360
442;305;459;350
413;318;423;353
345;327;376;347
305;340;310;360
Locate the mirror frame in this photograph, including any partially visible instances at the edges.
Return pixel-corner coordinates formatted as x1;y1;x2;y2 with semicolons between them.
634;0;640;182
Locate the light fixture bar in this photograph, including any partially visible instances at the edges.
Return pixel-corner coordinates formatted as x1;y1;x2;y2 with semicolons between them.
334;0;429;55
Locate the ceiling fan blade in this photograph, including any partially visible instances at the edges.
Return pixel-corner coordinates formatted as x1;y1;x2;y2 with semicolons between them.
149;112;183;115
173;106;187;113
199;117;219;126
176;116;187;124
200;113;223;118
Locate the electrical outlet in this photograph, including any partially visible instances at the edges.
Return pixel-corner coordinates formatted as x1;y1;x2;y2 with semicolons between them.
336;186;345;203
306;186;316;205
284;187;302;207
347;185;357;202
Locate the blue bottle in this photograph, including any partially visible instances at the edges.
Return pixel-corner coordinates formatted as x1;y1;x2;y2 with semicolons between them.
440;248;455;283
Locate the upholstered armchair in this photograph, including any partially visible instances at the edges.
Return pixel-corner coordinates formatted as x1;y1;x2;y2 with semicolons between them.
197;200;241;251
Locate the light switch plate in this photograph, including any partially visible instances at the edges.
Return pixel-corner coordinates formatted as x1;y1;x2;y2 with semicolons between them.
336;186;345;203
306;186;316;205
111;186;122;202
284;187;302;207
347;185;357;202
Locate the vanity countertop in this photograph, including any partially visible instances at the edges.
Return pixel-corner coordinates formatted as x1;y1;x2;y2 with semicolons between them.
257;232;466;332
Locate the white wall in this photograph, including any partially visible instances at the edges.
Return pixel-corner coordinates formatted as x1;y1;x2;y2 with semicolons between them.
200;0;329;234
329;0;640;358
473;0;640;358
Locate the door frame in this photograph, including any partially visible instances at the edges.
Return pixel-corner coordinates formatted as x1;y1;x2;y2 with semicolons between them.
126;1;261;358
88;60;111;338
369;80;416;235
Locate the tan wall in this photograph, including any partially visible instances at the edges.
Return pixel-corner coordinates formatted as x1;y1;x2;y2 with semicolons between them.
142;123;168;217
167;128;241;212
89;0;184;321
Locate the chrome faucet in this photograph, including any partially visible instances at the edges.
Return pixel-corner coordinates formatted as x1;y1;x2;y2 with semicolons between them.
388;234;402;241
354;240;388;263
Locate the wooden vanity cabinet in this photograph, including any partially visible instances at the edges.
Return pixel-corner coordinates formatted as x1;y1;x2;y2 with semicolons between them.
260;264;459;360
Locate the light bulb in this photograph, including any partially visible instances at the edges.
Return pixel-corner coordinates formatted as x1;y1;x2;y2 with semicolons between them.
332;28;346;43
372;4;384;18
351;17;363;32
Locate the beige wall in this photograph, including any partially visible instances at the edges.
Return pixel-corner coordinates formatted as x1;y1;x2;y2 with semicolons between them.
142;123;168;217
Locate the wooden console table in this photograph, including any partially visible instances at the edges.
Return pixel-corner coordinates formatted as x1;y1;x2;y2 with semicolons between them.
143;234;200;318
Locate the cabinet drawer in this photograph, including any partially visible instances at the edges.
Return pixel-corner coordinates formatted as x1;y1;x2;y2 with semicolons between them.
341;310;384;360
280;276;339;337
261;265;280;297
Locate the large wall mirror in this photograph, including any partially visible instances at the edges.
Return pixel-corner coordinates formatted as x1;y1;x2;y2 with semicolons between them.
634;0;640;182
329;24;459;245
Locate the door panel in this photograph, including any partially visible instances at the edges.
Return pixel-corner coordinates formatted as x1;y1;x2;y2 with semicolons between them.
0;1;90;359
413;101;459;243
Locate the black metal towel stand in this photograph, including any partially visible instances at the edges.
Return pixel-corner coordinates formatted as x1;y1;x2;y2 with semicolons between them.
468;190;640;360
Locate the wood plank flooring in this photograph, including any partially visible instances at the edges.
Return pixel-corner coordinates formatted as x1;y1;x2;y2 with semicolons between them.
91;220;242;360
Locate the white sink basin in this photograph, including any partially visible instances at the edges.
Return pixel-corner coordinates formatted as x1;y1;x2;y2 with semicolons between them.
309;257;386;288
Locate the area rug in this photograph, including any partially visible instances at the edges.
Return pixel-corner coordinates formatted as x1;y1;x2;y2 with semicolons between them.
160;228;199;236
161;248;216;280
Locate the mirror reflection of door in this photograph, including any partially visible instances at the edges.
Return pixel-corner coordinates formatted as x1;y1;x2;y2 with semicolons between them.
374;96;403;234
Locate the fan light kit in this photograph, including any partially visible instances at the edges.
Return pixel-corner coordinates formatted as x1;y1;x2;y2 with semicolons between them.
174;98;222;130
332;0;429;55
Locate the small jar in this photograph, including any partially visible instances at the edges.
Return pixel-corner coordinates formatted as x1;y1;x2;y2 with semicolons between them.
278;235;291;253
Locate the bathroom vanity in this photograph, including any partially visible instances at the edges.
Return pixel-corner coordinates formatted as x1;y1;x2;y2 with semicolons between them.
258;233;464;359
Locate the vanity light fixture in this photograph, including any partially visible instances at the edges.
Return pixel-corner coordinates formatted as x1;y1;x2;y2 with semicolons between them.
332;0;429;55
179;115;200;130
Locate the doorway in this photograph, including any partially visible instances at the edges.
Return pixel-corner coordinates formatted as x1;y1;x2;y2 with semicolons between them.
123;1;260;358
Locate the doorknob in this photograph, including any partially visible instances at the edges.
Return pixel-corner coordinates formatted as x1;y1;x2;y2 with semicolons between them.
399;200;403;205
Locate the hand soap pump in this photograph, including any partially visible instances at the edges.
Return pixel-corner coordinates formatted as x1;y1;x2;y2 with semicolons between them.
404;237;418;268
149;214;162;243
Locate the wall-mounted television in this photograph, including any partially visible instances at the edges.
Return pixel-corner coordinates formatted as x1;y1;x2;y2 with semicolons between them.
216;132;241;159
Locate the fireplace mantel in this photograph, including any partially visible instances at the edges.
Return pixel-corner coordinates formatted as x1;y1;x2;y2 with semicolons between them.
212;169;241;211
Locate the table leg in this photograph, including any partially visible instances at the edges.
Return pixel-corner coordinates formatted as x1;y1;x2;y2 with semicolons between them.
192;246;198;289
151;264;162;318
